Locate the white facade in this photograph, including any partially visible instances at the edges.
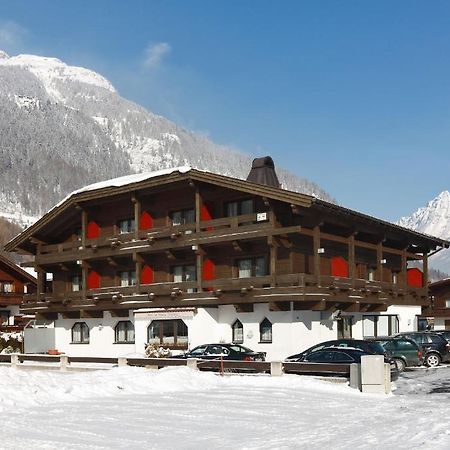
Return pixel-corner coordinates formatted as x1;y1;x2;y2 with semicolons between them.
23;303;421;360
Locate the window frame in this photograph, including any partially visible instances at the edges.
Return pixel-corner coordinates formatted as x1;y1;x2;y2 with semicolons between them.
259;317;273;343
237;256;268;278
118;218;136;234
171;208;195;226
71;322;90;344
225;198;255;217
232;319;244;344
147;319;188;349
118;270;137;287
114;320;135;344
362;314;399;338
71;274;82;292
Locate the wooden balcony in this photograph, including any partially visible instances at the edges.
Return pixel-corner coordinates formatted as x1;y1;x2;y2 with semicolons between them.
21;272;429;317
34;214;290;266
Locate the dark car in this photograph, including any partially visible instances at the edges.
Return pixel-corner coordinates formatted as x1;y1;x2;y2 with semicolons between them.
285;339;387;362
394;332;450;367
369;337;423;372
433;330;450;343
175;343;266;361
294;347;399;380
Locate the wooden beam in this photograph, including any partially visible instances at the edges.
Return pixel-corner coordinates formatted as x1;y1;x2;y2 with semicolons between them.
35;312;58;321
61;311;81;319
377;241;383;282
81;209;88;248
133;194;141;240
235;303;254;313
269;301;290;311
348;234;355;288
109;309;130;318
423;251;429;287
80;310;104;319
293;300;327;311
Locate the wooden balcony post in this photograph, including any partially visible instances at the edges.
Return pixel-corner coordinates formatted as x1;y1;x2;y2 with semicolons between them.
377;241;383;282
348;234;355;288
401;248;407;289
313;225;321;286
36;268;45;296
81;261;87;301
133;252;142;294
195;187;201;233
423;251;429;288
268;236;277;287
133;194;141;240
81;209;88;248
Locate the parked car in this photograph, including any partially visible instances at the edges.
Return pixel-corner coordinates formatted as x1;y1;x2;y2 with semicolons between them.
290;347;399;380
433;330;450;343
394;332;450;367
285;339;387;362
369;337;423;372
174;343;266;361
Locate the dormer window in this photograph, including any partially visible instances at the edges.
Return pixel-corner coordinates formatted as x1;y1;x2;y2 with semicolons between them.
171;209;195;226
118;218;135;234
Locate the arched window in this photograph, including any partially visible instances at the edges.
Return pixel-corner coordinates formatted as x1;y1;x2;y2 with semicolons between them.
232;319;244;343
71;322;90;344
259;318;272;343
115;320;135;343
147;320;188;349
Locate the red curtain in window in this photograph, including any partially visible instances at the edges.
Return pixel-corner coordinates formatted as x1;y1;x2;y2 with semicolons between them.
331;256;349;278
87;270;101;289
140;211;153;230
87;221;100;239
141;265;154;284
407;268;423;288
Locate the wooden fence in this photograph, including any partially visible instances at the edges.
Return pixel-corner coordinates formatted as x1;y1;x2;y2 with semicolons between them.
0;353;351;377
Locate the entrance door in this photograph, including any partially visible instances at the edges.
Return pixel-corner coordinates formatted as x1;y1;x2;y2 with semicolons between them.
337;316;352;339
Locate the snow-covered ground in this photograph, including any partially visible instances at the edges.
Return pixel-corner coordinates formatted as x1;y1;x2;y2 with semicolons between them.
0;365;449;449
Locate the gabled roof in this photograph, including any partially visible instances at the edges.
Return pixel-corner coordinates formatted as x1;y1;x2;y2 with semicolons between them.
5;166;449;254
0;253;37;284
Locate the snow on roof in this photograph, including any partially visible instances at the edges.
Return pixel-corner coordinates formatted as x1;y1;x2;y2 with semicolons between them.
50;166;192;213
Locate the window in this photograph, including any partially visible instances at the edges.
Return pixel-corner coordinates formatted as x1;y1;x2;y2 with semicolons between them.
368;267;376;282
362;315;399;338
71;275;82;292
392;271;399;284
147;319;188;348
238;257;267;278
0;281;14;293
171;209;195;226
225;199;254;217
115;321;135;343
120;270;136;287
260;318;272;343
446;300;450;308
232;319;244;343
173;265;196;293
118;218;135;234
0;310;10;326
418;317;433;331
71;322;90;344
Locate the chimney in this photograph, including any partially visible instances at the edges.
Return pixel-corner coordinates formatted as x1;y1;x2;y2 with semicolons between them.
246;156;280;188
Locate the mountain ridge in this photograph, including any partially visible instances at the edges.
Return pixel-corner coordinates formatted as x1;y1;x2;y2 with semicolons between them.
0;50;333;228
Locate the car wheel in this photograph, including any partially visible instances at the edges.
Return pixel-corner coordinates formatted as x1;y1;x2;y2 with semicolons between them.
393;358;406;373
425;353;441;368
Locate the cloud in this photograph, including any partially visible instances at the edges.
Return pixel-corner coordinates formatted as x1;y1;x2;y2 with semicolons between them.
143;42;171;69
0;20;27;50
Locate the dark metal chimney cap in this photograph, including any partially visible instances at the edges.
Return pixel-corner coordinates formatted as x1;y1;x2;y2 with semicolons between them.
246;156;280;188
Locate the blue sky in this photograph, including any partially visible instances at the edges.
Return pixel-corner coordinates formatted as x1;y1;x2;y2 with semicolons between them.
0;1;449;221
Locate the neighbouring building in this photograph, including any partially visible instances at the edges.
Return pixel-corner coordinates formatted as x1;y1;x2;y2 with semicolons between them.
421;278;450;331
0;253;36;332
5;159;449;359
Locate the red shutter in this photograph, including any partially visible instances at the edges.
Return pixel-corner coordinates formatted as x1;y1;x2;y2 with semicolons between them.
331;256;349;278
203;259;215;292
141;265;154;285
87;221;100;239
87;271;101;289
140;211;153;230
201;202;214;230
407;268;423;288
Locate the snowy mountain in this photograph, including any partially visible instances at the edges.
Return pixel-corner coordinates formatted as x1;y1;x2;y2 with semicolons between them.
0;50;333;227
397;191;450;274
